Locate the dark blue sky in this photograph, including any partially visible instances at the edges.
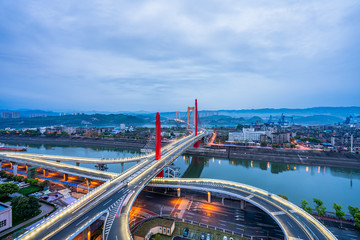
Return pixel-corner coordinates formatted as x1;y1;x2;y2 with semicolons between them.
0;1;359;112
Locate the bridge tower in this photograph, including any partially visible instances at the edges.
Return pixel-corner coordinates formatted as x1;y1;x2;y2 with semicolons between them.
186;107;195;130
193;99;199;148
156;112;164;177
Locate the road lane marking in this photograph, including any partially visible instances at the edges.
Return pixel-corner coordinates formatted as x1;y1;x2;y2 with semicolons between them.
103;199;113;206
246;194;254;199
75;216;89;226
272;211;285;215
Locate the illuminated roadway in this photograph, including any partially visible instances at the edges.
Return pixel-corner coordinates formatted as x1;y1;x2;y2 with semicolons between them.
0;154;116;181
0;141;178;164
16;131;206;240
13;130;336;240
146;178;337;240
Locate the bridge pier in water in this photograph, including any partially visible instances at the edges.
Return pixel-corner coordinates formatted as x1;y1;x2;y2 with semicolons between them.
76;162;80;166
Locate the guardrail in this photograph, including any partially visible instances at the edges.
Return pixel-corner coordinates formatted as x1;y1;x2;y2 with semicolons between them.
149;178;336;240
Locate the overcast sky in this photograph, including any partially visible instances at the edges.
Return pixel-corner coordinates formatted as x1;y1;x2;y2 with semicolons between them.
0;0;359;112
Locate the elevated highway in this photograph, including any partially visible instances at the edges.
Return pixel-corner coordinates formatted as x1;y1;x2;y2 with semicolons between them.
0;139;180;164
16;131;206;240
146;178;337;240
0;154;116;181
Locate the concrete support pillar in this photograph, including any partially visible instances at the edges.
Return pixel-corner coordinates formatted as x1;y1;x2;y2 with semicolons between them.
240;200;246;210
44;169;49;177
63;173;68;181
13;164;18;176
121;163;124;172
177;188;181;197
25;165;28;172
76;162;80;166
87;179;91;186
222;197;225;205
207;191;211;203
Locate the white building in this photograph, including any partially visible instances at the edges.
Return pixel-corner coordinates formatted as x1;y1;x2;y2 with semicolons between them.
0;203;12;232
228;128;265;143
120;124;126;130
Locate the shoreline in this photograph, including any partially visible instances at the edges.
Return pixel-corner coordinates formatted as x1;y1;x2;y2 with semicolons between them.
1;136;360;169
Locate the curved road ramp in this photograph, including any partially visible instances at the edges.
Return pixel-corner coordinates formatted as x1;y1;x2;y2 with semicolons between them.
148;178;337;240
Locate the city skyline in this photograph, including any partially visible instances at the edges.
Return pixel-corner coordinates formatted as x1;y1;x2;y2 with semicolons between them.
1;0;360;112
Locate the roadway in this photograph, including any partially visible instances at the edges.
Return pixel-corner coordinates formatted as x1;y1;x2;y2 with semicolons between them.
15;129;336;240
17;131;206;240
147;178;337;240
131;190;284;239
0;138;180;164
0;154;116;181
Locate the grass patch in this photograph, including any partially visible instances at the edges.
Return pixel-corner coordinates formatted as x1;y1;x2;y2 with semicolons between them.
18;186;42;196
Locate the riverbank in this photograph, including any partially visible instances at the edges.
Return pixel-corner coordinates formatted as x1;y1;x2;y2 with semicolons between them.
185;145;360;170
0;135;150;150
1;136;360;169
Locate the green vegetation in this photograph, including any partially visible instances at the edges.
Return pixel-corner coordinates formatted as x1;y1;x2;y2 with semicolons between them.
19;186;43;196
301;200;312;214
11;196;41;224
0;182;19;200
278;194;288;200
333;203;345;228
355;212;360;229
313;198;326;217
0;113;145;129
349;206;359;218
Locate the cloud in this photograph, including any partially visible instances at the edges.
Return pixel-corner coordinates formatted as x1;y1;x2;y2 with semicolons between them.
0;0;359;111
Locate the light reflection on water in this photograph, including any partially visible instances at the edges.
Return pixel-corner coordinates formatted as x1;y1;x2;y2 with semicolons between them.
3;142;359;212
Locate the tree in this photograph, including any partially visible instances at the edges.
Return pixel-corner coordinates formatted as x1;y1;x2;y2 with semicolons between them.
355;211;360;229
313;198;326;218
333;203;345;228
0;182;19;199
301;200;312;214
278;194;288;201
39;180;50;188
13;175;25;182
28;178;39;186
11;196;41;220
348;206;359;219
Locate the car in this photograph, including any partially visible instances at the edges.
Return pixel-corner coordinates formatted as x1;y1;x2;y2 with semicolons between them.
206;233;211;240
229;238;234;240
201;232;205;240
183;228;189;237
223;236;227;240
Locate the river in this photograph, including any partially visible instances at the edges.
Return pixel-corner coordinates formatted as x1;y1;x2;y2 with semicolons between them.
2;142;359;213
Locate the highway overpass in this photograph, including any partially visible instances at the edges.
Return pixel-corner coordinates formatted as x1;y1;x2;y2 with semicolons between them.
147;178;337;240
16;131;206;240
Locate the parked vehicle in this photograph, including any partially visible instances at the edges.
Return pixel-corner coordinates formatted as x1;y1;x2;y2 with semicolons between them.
183;228;189;237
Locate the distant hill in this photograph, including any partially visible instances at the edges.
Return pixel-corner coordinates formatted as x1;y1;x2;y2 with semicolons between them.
0;114;145;129
293;115;344;125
